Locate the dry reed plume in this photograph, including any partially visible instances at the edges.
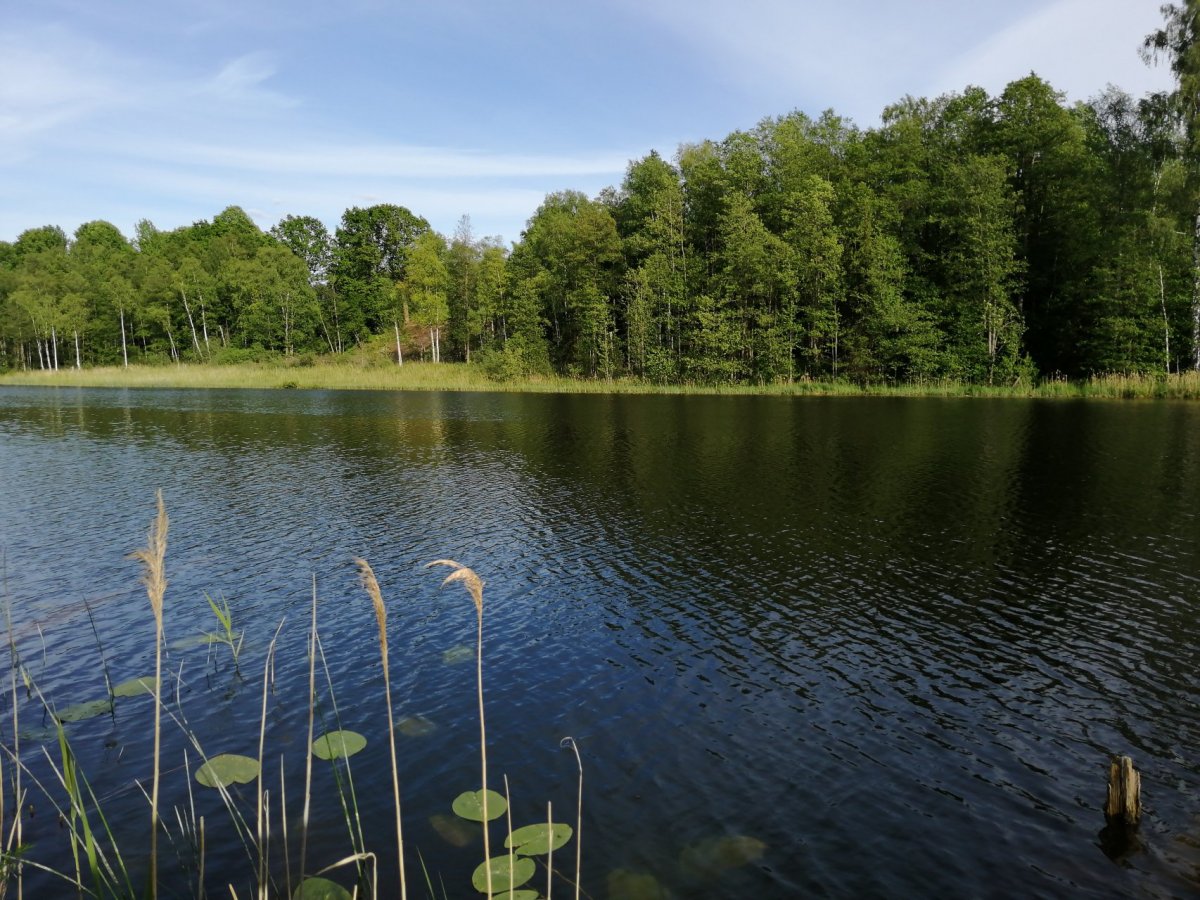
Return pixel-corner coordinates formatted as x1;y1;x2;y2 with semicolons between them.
355;558;407;899
130;489;168;898
426;559;491;897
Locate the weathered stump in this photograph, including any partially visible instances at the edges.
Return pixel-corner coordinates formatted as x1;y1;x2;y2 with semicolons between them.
1104;755;1141;827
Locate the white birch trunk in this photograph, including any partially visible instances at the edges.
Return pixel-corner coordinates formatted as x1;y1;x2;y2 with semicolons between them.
1160;264;1171;376
180;287;202;358
120;307;129;368
394;320;403;366
73;329;81;370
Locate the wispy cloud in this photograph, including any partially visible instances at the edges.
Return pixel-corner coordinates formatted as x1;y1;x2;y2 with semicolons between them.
106;140;632;179
928;0;1173;104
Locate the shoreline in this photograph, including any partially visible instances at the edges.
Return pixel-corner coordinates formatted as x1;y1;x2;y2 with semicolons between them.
1;361;1199;400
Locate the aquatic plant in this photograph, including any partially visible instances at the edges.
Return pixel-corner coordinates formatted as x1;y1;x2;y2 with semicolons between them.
129;488;168;898
427;559;494;896
355;557;408;899
205;591;245;672
0;507;585;899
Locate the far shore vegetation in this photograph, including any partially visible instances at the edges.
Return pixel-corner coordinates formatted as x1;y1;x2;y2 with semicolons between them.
5;8;1200;399
3;351;1200;400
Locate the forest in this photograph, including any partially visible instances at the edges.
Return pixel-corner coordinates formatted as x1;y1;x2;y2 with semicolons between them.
2;17;1199;385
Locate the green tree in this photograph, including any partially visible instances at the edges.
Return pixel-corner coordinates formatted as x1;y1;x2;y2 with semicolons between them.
331;204;430;345
1145;0;1200;368
404;231;450;362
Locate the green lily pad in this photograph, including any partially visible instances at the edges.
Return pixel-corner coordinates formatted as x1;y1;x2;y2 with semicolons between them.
292;876;352;899
56;698;113;723
493;892;539;900
607;868;671;900
170;633;223;651
396;714;436;737
452;788;507;822
442;644;474;665
311;730;367;761
195;754;260;788
505;822;573;856
429;813;477;847
113;676;156;698
471;855;535;893
18;725;58;744
679;834;766;877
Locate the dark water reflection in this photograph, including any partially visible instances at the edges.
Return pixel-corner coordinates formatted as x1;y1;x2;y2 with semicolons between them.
1;387;1199;898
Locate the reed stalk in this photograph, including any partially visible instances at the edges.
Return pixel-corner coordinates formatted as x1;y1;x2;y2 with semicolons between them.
257;621;285;899
130;489;168;899
354;558;407;900
3;561;24;900
560;737;583;900
426;560;490;898
299;576;317;886
503;775;513;897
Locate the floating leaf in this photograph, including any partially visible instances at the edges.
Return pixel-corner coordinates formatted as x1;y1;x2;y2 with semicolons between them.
170;633;222;651
505;822;573;856
396;714;436;737
195;754;260;788
493;892;538;900
607;869;670;900
471;855;535;893
429;813;476;847
452;788;507;822
312;730;367;761
679;834;766;877
18;725;58;744
292;877;352;899
56;698;113;723
442;644;473;665
113;676;155;698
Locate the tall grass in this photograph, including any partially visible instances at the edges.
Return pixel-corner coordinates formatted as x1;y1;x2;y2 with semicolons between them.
427;560;492;897
129;489;168;898
355;559;407;900
0;500;577;899
7;358;1200;399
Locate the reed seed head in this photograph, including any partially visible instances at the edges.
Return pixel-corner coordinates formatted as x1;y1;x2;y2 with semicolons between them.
354;557;387;642
425;559;483;616
130;489;169;628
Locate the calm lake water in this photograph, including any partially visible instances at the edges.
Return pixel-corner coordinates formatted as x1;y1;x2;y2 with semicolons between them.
1;386;1199;898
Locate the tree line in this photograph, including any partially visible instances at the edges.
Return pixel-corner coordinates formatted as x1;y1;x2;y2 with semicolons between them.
3;13;1200;384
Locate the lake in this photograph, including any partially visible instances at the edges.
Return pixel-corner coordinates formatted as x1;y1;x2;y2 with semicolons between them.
1;386;1199;898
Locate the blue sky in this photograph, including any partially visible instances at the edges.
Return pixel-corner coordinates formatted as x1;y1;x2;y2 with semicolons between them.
0;0;1175;247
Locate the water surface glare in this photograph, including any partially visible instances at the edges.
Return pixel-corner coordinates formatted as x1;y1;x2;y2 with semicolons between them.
1;386;1199;898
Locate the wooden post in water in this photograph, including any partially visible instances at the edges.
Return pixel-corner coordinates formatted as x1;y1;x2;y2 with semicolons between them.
1105;755;1141;827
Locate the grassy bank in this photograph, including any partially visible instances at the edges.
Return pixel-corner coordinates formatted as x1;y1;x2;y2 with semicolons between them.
2;359;1200;399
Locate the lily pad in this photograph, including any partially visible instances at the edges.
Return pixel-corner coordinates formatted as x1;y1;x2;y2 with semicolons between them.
18;725;58;744
505;822;573;856
471;855;535;893
429;813;477;847
442;644;474;665
396;714;436;737
679;834;766;877
311;730;367;761
195;754;260;788
607;869;671;900
113;676;155;698
292;877;352;899
56;698;113;723
493;892;539;900
170;633;222;651
452;788;507;822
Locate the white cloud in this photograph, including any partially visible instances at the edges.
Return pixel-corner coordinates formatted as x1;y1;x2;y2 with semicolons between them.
929;0;1173;105
617;0;1172;123
102;139;632;179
